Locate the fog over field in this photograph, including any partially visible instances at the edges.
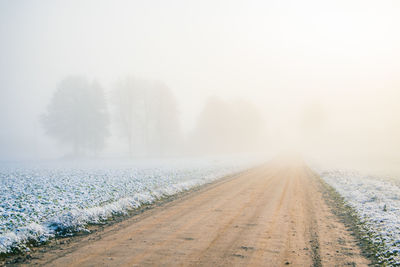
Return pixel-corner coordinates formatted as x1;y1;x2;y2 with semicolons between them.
3;2;400;263
1;0;400;174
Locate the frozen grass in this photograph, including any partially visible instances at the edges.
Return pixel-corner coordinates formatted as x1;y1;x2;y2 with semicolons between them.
0;157;257;255
318;169;400;265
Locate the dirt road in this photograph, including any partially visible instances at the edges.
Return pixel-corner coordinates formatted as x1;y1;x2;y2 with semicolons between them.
23;160;370;266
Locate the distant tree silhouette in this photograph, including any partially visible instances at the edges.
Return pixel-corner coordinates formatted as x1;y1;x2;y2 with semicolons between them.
151;82;181;156
232;99;263;151
191;96;263;154
113;77;141;157
191;96;231;153
41;76;109;156
113;77;181;157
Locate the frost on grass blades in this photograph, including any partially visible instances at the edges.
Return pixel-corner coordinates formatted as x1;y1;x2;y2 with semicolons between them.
318;169;400;265
0;158;255;255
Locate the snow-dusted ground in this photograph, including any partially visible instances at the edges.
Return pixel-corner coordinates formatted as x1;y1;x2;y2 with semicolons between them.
317;169;400;264
0;157;257;254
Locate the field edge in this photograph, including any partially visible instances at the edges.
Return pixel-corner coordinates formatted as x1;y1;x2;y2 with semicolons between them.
0;168;251;266
312;169;388;266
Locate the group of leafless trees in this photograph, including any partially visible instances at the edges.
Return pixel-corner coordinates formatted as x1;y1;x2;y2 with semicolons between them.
41;75;263;158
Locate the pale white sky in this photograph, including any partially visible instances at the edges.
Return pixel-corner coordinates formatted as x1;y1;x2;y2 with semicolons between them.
1;0;400;163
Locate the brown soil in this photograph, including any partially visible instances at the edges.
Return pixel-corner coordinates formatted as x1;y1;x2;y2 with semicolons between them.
13;160;371;266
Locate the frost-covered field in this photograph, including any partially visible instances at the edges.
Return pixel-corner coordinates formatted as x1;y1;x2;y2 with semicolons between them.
0;157;256;254
318;169;400;264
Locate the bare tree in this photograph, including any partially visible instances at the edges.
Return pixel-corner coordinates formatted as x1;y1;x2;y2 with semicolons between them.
41;76;109;157
113;77;181;157
113;77;142;157
151;82;181;156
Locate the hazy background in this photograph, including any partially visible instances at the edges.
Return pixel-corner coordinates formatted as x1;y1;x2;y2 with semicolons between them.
1;0;400;174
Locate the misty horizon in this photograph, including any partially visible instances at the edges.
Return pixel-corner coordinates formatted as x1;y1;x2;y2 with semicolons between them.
1;0;400;175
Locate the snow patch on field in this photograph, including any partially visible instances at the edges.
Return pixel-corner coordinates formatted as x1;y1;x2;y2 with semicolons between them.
318;169;400;264
0;157;257;254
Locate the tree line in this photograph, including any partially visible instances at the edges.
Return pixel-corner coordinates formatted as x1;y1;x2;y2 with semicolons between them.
41;75;263;157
